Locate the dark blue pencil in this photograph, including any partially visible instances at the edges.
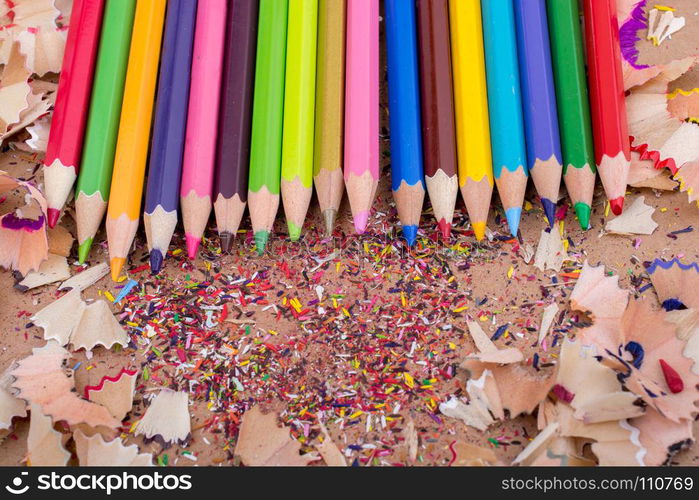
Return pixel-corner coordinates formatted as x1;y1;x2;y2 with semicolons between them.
514;0;563;227
143;0;198;273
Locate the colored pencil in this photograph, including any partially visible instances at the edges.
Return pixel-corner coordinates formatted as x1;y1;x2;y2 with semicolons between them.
313;0;346;238
514;0;562;227
281;0;318;242
416;0;458;240
582;0;630;216
344;0;379;234
386;0;425;247
248;0;288;254
44;0;105;228
481;0;528;236
180;0;228;260
448;0;493;241
547;0;596;230
213;0;259;252
143;0;198;274
75;0;136;264
106;0;166;281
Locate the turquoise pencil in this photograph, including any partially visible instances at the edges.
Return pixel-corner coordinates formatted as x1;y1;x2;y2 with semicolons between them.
480;0;529;236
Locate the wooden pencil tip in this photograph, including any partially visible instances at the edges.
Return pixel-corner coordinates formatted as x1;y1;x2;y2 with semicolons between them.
110;257;126;282
437;219;452;240
609;197;624;216
47;208;60;228
186;235;200;260
220;232;233;253
323;210;337;238
149;249;164;274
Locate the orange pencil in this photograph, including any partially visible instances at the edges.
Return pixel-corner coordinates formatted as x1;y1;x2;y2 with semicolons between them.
106;0;166;280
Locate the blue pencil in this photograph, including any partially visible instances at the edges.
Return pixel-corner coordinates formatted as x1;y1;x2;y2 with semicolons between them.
385;0;425;246
143;0;198;274
481;0;529;237
514;0;562;227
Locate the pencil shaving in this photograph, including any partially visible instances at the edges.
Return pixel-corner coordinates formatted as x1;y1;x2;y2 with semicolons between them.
74;430;153;466
134;389;190;445
605;196;658;235
27;403;70;466
10;342;119;428
84;368;137;421
15;253;70;291
234;405;319;466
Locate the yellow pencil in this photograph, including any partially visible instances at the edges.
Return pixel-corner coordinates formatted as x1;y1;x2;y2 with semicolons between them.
449;0;493;241
106;0;167;281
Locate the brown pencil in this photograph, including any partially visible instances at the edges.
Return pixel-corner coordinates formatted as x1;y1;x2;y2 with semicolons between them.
416;0;458;240
313;0;346;237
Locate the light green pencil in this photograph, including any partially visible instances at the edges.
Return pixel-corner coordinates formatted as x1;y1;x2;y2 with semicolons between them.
281;0;318;241
74;0;137;263
248;0;288;254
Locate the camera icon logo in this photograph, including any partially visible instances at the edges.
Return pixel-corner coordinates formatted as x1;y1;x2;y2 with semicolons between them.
5;472;29;495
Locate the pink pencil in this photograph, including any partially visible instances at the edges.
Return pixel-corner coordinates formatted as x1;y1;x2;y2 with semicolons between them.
180;0;227;259
344;0;379;234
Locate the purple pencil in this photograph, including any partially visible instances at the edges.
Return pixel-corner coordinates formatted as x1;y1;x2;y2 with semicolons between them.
213;0;259;252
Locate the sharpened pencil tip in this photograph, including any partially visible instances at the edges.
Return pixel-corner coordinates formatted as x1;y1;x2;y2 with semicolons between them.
471;221;486;241
574;203;592;230
110;257;125;282
149;249;164;274
77;238;93;264
353;211;369;234
541;198;556;228
185;234;200;260
505;207;522;237
47;208;60;228
288;222;302;242
323;209;337;238
402;225;418;246
254;230;269;255
437;219;452;240
609;197;624;216
220;232;233;253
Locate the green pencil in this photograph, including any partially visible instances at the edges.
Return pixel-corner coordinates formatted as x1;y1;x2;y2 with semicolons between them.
75;0;137;263
281;0;318;242
546;0;596;230
248;0;288;254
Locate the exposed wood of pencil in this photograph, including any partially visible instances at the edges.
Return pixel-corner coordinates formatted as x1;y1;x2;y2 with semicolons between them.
529;155;563;207
75;191;107;247
460;174;493;234
598;152;630;202
144;205;178;257
214;193;247;236
345;170;378;231
281;177;313;240
393;181;425;228
313;0;346;235
425;170;458;232
563;163;596;217
495;167;528;217
106;213;139;272
248;186;280;237
181;190;212;243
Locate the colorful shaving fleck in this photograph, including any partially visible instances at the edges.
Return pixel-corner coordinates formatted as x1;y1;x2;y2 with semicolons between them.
619;0;650;69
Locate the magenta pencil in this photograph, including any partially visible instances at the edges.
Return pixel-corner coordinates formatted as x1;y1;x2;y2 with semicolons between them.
343;0;379;234
180;0;227;259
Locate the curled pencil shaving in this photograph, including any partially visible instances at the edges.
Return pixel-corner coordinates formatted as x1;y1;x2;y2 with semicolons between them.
10;342;120;429
0;170;48;275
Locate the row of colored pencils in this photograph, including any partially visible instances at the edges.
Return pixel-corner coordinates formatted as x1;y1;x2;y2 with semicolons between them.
384;0;631;244
43;0;630;281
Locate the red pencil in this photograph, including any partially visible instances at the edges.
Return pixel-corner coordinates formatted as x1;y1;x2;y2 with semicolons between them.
582;0;630;216
44;0;105;228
